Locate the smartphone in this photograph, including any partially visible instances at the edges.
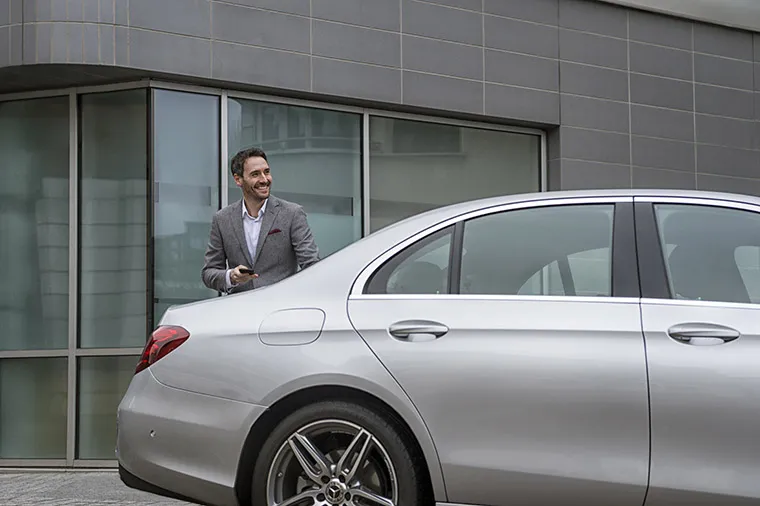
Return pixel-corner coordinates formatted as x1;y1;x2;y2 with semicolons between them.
239;267;256;275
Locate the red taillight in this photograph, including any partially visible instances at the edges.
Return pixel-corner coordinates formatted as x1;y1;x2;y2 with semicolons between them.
135;325;190;374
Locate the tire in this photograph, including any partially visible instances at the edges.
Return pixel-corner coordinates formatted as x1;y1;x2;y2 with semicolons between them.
251;400;426;506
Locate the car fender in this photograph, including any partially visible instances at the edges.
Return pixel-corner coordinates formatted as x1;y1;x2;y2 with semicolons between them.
258;371;448;502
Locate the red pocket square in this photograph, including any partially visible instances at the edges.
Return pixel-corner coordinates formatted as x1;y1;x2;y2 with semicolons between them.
268;228;281;235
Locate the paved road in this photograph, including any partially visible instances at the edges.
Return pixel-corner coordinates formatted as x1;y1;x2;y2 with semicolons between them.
0;471;194;506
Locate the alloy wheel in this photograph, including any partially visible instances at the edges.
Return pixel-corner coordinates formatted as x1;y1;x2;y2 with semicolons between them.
265;418;398;506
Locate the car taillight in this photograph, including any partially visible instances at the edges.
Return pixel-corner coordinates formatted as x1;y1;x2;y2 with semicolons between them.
135;325;190;374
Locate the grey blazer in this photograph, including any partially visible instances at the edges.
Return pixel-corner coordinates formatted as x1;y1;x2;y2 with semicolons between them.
201;195;319;294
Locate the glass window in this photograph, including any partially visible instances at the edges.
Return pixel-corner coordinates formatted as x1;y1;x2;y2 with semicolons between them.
0;358;68;458
227;99;362;257
77;356;137;459
79;90;148;349
365;227;453;295
461;205;615;296
654;204;760;304
0;97;69;351
369;117;540;232
153;90;220;322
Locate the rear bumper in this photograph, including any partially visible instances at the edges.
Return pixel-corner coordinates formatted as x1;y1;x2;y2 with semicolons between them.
116;369;266;506
119;463;213;506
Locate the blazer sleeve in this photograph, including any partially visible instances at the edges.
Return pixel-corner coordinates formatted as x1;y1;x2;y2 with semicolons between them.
201;212;229;293
290;205;320;269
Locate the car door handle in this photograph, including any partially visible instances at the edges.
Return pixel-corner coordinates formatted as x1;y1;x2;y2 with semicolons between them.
388;320;448;342
667;323;740;345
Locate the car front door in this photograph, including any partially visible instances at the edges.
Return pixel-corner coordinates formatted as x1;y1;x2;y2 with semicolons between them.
636;196;760;506
347;196;650;506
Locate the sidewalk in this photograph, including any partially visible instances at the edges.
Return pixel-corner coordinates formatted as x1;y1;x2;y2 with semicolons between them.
0;470;194;506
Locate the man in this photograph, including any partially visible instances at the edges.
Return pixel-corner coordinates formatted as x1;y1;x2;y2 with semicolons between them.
201;147;319;294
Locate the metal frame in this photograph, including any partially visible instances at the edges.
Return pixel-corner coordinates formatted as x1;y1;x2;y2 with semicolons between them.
0;77;546;467
351;195;631;297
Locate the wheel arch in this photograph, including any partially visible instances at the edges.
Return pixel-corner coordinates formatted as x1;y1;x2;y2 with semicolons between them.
233;383;444;506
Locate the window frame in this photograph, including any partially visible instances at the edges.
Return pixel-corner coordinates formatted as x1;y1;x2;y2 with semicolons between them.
635;197;760;305
356;196;639;299
364;225;457;295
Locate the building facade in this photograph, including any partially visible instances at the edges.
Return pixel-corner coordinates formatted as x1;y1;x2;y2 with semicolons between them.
0;0;759;467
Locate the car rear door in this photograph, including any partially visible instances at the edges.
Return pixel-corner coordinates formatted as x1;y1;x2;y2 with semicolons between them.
636;196;760;506
347;196;650;506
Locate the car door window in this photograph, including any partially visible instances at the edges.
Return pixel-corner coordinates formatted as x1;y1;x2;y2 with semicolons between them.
653;203;760;304
365;226;453;295
460;204;615;296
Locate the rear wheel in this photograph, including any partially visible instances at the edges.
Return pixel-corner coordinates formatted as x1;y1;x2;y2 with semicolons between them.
251;400;425;506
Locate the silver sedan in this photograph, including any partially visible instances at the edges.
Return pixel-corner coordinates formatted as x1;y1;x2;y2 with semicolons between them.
117;189;760;506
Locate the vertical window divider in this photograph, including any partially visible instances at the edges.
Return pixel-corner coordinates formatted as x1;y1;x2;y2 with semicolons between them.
66;91;79;466
220;91;229;210
362;111;370;237
147;89;155;335
539;130;548;192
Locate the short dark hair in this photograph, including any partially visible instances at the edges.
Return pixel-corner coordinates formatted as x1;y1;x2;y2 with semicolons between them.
230;147;268;178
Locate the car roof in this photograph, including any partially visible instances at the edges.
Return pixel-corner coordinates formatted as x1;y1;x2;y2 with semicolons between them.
373;188;760;234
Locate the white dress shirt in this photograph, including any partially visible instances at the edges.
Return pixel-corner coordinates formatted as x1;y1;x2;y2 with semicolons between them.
225;198;268;290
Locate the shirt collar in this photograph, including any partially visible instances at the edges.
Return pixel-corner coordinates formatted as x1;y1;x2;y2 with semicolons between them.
242;198;268;220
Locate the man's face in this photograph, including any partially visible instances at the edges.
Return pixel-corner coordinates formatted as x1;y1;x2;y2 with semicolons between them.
234;156;272;201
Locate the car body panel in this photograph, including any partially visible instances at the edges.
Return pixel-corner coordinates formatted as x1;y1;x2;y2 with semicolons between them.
641;301;760;506
138;270;450;501
347;296;650;506
117;368;264;506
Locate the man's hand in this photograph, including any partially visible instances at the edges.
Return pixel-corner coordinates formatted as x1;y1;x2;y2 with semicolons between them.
230;265;258;285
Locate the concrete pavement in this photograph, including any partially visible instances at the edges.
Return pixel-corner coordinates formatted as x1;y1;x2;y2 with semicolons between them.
0;470;194;506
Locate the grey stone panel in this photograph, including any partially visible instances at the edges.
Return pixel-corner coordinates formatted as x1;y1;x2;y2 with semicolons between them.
312;0;400;31
484;14;559;58
404;35;482;80
559;0;627;38
559;159;632;189
484;0;559;25
633;167;697;189
314;20;401;68
313;57;402;103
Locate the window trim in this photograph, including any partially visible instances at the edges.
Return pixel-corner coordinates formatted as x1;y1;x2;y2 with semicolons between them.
364;225;455;295
634;195;760;304
352;196;635;299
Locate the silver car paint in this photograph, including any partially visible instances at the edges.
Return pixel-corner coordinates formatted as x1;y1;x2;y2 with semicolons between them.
641;300;760;506
634;195;760;506
347;295;650;506
117;367;265;506
117;189;760;506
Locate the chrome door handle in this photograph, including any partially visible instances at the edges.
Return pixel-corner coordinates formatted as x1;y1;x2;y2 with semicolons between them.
388;320;448;342
667;323;740;345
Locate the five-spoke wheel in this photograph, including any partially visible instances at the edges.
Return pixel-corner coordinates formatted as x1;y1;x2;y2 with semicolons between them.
251;401;426;506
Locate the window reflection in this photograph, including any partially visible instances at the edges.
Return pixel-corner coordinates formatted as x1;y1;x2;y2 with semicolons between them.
153;90;220;322
228;99;362;257
369;117;540;232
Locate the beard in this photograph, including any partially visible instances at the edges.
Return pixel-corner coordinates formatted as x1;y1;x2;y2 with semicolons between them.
245;181;270;200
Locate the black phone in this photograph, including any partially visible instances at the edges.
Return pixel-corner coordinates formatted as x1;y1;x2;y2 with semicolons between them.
239;267;256;275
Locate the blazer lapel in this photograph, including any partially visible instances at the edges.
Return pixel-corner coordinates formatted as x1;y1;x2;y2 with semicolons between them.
231;199;254;267
254;197;281;265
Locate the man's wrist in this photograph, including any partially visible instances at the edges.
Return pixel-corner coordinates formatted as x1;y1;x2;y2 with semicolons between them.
226;268;238;288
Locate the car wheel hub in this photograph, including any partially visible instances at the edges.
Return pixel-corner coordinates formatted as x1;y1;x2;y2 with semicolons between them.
325;478;347;504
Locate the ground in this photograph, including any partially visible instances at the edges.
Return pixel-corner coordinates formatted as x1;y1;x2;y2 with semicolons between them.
0;471;193;506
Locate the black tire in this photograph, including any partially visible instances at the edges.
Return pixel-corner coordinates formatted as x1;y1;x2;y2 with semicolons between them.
251;400;426;506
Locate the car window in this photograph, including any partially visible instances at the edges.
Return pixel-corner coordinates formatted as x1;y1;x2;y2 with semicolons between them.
460;204;615;296
654;204;760;304
365;226;453;295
